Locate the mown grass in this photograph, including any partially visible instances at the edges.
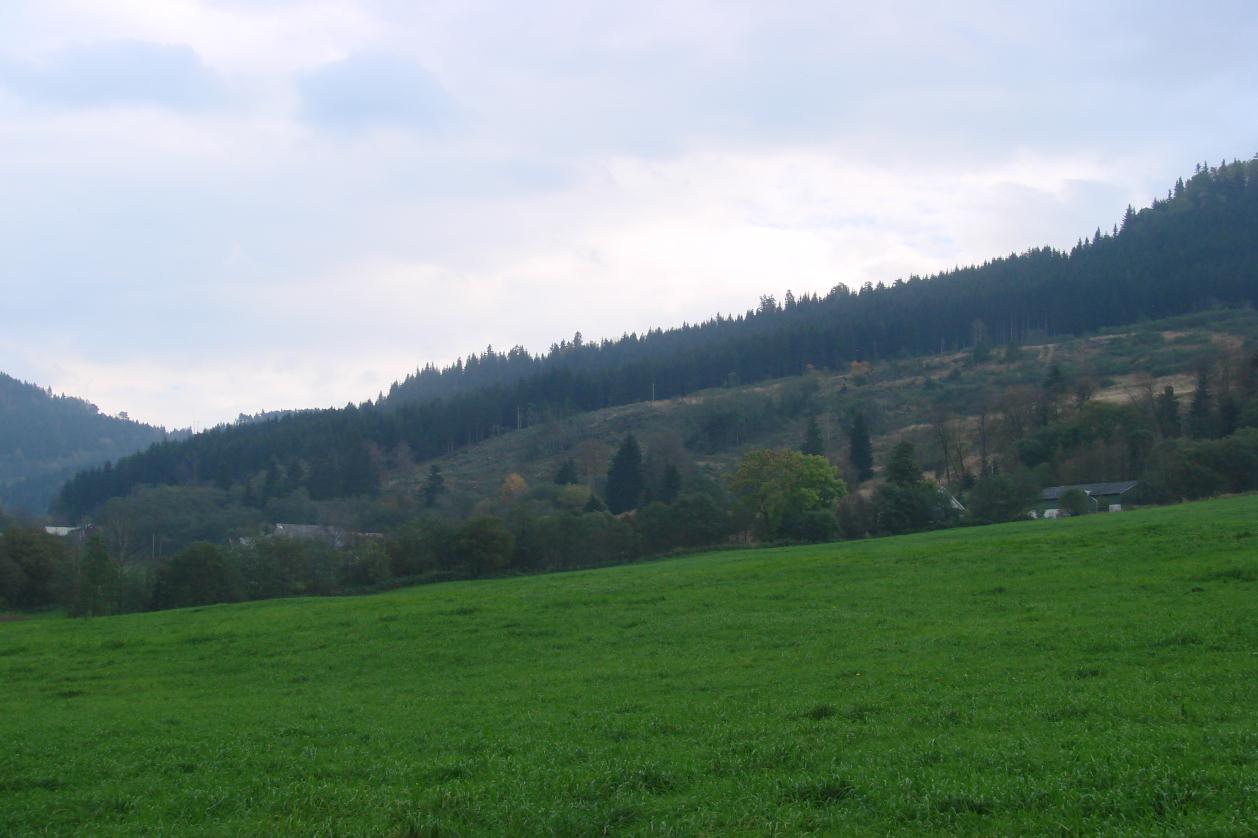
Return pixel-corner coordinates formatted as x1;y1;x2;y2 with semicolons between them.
3;497;1258;835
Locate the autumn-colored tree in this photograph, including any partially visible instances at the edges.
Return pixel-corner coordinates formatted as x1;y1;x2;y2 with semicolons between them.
728;449;846;540
499;473;528;503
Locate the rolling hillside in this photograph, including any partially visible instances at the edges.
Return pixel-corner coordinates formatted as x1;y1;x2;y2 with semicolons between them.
0;374;171;515
396;308;1258;503
2;495;1256;835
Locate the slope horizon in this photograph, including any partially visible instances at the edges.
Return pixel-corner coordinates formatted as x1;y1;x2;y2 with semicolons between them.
16;156;1248;433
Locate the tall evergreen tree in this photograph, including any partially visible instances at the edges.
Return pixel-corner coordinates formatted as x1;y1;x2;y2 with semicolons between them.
1218;389;1241;438
554;458;579;486
421;465;447;508
1154;386;1181;438
848;412;874;482
801;416;825;456
1188;370;1215;439
659;463;683;504
885;441;923;488
605;435;644;514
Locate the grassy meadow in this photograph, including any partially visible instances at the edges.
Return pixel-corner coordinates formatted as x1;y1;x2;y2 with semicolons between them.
3;496;1258;836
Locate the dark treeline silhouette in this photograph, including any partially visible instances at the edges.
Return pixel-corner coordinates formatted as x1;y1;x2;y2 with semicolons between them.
57;159;1258;517
0;373;173;514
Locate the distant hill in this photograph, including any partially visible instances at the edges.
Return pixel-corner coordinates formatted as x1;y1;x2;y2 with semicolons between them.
57;158;1258;517
0;374;172;515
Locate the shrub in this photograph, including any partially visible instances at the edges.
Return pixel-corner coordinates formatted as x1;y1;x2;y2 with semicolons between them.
1059;489;1091;516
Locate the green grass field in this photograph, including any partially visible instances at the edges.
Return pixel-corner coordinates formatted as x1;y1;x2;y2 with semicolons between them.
3;498;1258;836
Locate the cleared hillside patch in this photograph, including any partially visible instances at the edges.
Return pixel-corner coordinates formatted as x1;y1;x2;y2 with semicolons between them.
2;496;1257;835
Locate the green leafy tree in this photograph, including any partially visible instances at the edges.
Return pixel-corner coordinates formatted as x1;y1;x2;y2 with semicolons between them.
605;434;645;514
728;449;846;540
966;469;1041;523
874;485;941;535
456;517;514;577
1059;488;1092;516
75;536;120;617
385;515;457;578
848;411;874;482
153;542;243;609
0;526;64;609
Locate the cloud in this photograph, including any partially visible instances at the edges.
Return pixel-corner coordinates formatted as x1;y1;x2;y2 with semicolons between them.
0;40;222;109
297;51;454;134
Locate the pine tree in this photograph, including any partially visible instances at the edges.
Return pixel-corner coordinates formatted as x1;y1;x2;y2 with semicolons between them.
885;441;923;488
1154;386;1181;438
1218;389;1240;438
421;465;446;508
801;416;825;456
848;412;874;482
554;458;579;485
660;463;682;504
1188;370;1215;439
605;434;644;514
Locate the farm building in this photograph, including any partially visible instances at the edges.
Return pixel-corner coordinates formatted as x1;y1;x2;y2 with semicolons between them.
1033;481;1139;518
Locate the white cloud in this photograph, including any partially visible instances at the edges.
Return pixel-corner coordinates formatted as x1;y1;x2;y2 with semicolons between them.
297;51;455;133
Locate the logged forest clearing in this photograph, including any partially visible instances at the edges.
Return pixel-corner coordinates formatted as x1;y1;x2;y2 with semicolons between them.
3;494;1256;835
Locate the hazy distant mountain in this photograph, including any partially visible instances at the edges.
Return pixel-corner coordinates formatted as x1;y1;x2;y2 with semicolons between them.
0;373;173;515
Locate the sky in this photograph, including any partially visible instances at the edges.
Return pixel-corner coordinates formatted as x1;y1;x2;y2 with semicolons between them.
1;1;1255;430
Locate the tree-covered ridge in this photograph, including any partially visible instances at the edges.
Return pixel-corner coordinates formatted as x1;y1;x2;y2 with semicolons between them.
0;373;170;514
57;159;1258;517
386;159;1258;405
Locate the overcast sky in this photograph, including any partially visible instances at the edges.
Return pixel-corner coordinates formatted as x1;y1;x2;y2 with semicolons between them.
2;1;1255;429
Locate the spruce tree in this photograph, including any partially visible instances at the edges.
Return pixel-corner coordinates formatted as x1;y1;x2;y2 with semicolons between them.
605;434;644;514
885;441;923;488
1188;370;1215;439
554;458;579;485
421;465;446;508
848;412;874;482
801;416;825;456
660;463;682;504
1154;386;1181;438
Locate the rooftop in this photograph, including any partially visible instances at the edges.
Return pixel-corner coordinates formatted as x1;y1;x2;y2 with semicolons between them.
1040;481;1139;501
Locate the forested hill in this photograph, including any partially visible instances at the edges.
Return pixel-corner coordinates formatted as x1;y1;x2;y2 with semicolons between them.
0;374;170;514
386;158;1258;407
58;159;1258;517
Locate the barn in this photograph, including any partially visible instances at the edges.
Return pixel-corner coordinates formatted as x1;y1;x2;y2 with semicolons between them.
1034;481;1139;518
